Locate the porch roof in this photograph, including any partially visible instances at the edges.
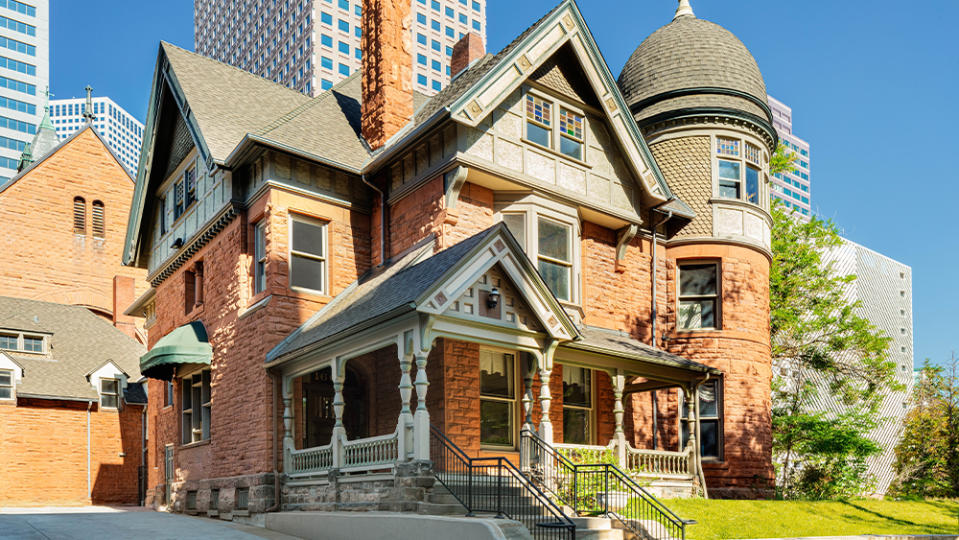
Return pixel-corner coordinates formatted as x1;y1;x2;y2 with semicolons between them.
565;326;720;375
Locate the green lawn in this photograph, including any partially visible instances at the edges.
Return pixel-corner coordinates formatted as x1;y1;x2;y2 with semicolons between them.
663;499;959;540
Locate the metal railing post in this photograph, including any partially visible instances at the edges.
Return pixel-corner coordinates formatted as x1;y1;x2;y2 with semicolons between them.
604;465;609;516
496;459;504;518
467;459;474;517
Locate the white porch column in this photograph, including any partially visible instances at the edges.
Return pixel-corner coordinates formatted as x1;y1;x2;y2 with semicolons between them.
282;376;294;466
612;369;626;469
331;360;346;468
522;353;536;432
413;350;431;460
537;344;556;442
396;348;415;461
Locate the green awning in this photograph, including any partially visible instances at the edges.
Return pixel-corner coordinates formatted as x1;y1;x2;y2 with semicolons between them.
140;321;212;380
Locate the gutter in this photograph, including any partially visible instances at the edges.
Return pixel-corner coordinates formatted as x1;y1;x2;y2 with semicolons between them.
266;371;281;512
87;401;93;500
361;174;386;266
650;199;676;348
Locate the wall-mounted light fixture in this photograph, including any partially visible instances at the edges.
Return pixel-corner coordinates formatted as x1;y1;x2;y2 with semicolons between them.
486;287;500;309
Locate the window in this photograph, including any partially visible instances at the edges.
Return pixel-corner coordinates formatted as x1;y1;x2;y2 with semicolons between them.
164;380;174;407
480;350;515;447
92;201;105;238
537;218;573;302
184;166;197;208
716;136;765;204
73;197;86;235
678;262;719;330
0;333;17;350
100;378;119;409
181;369;212;444
0;332;43;353
253;221;267;295
525;92;586;161
562;367;592;444
289;216;327;294
0;369;12;399
22;335;42;352
717;160;740;199
681;380;723;460
184;262;203;314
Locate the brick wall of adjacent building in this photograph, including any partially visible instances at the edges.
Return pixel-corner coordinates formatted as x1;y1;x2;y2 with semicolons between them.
0;128;148;320
0;398;144;506
145;186;371;507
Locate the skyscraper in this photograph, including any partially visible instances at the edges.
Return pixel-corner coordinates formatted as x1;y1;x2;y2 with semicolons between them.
194;0;486;97
768;95;811;217
0;0;49;182
49;93;144;174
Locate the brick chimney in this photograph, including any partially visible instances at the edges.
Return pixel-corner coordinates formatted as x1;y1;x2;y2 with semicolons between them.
451;32;485;79
361;0;413;151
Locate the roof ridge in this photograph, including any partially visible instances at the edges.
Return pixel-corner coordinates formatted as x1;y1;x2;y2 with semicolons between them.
256;72;362;137
160;41;311;101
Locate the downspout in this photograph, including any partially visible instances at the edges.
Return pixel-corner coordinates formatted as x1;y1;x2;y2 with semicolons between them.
361;174;386;266
650;199;675;348
266;371;281;512
87;400;93;500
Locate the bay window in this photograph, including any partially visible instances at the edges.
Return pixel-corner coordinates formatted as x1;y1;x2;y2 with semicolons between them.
480;350;516;447
499;200;579;304
715;136;764;205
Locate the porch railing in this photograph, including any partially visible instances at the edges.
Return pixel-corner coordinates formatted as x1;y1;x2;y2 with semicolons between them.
625;446;694;478
288;428;400;475
522;429;692;540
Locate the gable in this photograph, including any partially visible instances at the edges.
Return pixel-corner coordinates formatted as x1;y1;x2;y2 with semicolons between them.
442;263;544;334
445;0;673;205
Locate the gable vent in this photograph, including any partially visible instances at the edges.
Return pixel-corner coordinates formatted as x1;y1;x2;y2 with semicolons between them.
73;197;86;235
92;201;105;238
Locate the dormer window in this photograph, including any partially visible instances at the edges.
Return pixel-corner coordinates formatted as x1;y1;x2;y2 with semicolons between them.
525;91;587;161
0;331;46;353
0;369;13;400
715;136;765;205
170;160;199;224
99;378;119;409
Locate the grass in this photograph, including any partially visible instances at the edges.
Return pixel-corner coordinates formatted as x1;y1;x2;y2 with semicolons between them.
662;498;959;540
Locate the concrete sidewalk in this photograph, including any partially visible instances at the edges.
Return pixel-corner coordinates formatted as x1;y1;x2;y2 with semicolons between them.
0;506;301;539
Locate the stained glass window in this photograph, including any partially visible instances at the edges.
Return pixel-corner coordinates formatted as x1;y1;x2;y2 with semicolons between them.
745;142;761;164
716;137;739;157
525;94;551;126
559;108;583;140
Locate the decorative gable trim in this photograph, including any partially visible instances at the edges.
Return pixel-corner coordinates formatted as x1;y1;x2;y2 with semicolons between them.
415;224;577;341
447;0;672;203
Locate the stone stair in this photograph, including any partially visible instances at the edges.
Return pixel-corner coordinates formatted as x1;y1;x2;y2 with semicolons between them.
416;484;469;516
571;516;625;540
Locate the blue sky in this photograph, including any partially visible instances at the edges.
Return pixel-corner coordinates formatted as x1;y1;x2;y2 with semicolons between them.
50;1;957;366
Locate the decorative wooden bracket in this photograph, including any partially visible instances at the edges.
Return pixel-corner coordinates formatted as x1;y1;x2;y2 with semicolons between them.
615;224;638;272
443;166;469;210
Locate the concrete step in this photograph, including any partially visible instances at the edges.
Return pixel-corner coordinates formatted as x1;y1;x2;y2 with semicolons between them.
417;501;468;516
571;516;624;540
427;491;462;504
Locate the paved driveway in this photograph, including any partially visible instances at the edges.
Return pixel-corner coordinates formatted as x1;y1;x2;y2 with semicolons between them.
0;506;301;540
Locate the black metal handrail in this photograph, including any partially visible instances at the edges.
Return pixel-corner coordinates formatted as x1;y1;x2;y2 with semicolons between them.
521;428;691;540
430;425;576;540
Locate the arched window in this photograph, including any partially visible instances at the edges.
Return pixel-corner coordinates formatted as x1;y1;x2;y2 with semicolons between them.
92;200;105;238
73;197;86;235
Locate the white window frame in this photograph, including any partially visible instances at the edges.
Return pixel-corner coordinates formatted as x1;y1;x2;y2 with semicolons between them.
288;214;329;295
680;379;724;461
523;88;587;163
677;261;721;331
181;368;212;444
253;220;267;295
99;377;120;409
496;196;581;306
712;134;767;208
561;366;594;445
0;368;14;400
479;348;520;449
0;331;46;354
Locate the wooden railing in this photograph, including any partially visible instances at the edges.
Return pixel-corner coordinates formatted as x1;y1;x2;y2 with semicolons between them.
287;428;400;475
289;442;334;474
552;440;695;480
625;444;694;478
342;431;399;471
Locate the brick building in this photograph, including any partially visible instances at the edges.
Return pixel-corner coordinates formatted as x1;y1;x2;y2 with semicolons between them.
125;0;776;529
0;297;146;506
0;103;150;506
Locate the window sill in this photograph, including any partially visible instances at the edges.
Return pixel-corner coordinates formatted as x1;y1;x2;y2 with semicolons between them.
287;287;332;302
521;138;592;170
239;294;272;320
185;303;205;320
179;439;211;450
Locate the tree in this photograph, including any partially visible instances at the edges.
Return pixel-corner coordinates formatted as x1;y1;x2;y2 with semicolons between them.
891;358;959;497
769;141;897;498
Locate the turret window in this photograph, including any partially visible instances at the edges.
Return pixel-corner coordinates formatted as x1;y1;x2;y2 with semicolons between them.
678;262;719;330
715;136;766;206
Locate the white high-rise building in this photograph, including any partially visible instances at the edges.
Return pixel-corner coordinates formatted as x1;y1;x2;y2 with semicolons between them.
194;0;486;97
0;0;48;183
49;94;144;174
768;95;811;217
